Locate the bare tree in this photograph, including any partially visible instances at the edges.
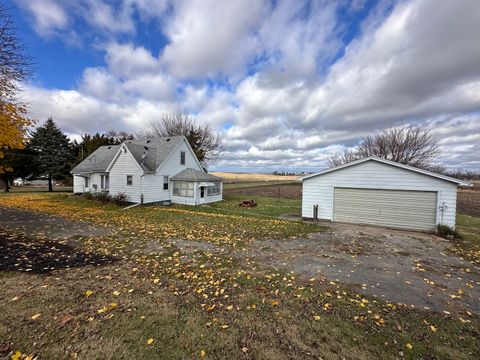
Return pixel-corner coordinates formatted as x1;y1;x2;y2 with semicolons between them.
328;125;439;169
146;112;223;167
0;2;32;101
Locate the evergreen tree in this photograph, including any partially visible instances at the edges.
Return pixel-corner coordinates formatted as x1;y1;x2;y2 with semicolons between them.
28;118;74;192
0;148;37;192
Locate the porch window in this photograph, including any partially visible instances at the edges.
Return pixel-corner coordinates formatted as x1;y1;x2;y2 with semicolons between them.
173;181;194;197
163;176;169;190
126;175;133;185
207;182;221;196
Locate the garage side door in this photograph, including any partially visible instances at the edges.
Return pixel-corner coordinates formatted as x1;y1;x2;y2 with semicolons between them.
333;188;437;231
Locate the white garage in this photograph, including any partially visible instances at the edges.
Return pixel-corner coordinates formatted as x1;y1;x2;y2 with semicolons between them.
301;157;469;231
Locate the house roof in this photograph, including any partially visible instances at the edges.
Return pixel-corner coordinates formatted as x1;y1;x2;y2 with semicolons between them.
300;156;471;186
71;145;120;174
171;168;222;182
122;136;185;172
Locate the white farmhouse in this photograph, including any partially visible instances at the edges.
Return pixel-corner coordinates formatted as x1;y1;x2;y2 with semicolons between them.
301;157;469;231
71;136;223;205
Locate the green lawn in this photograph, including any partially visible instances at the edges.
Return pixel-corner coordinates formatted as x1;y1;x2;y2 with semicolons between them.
206;194;302;217
455;214;480;263
0;193;479;359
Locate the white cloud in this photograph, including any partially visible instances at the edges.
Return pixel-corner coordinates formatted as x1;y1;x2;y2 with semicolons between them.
17;0;480;170
161;0;268;78
16;0;69;36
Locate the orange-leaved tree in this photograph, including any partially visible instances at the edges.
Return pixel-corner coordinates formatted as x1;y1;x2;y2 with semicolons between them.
0;2;33;175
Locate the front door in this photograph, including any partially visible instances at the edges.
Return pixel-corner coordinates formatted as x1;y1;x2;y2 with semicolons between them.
200;187;205;198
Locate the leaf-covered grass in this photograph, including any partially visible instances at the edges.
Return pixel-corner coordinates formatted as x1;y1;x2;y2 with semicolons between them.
0;193;317;245
454;214;480;263
0;193;479;359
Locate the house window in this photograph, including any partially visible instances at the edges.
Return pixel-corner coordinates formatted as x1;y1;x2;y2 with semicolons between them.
207;182;221;196
85;177;89;187
126;175;133;185
163;176;169;190
101;175;110;190
173;181;194;197
180;151;185;165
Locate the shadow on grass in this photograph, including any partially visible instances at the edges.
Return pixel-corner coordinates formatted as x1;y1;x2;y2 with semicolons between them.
0;231;117;274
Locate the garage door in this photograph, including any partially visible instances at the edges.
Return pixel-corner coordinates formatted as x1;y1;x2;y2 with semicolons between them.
333;188;437;231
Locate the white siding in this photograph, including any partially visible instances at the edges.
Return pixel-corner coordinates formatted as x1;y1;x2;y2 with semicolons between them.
73;173;104;193
302;160;458;228
142;140;203;204
73;175;85;193
109;148;144;203
199;182;223;204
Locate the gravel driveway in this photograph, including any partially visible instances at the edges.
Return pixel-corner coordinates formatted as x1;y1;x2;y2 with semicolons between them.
240;222;480;315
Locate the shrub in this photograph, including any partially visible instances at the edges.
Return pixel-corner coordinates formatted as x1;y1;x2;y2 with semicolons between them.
110;192;128;206
95;191;110;203
436;224;462;240
81;191;129;206
83;192;95;200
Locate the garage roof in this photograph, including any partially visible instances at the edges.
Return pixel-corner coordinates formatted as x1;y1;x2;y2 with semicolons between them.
301;156;470;186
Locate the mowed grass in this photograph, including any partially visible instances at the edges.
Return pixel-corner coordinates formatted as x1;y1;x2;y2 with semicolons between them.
455;214;480;263
206;194;302;217
0;193;479;359
0;193;316;245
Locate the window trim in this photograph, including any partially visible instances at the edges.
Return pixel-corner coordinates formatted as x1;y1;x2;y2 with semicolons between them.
180;151;186;165
126;175;133;186
207;182;221;196
163;176;169;190
172;181;194;197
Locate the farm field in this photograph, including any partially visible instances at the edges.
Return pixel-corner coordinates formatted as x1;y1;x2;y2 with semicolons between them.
211;171;298;183
0;193;479;359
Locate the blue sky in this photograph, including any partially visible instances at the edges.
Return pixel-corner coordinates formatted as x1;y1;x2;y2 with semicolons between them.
9;0;480;171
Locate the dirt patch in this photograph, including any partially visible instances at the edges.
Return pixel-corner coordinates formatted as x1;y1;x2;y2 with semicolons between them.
0;229;117;274
237;222;480;315
458;187;480;217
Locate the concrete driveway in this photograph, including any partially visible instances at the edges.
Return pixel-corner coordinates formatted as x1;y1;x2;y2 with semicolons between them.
241;222;480;315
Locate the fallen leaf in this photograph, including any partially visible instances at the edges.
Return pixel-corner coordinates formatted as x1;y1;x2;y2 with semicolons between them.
85;290;94;297
31;313;41;320
147;338;154;345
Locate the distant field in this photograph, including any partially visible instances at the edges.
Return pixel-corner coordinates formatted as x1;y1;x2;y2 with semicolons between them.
211;172;298;183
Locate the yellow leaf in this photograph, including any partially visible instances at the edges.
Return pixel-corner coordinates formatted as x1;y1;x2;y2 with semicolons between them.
11;351;22;360
313;315;321;321
406;343;413;350
200;350;206;358
85;290;94;297
31;313;41;320
271;300;279;306
430;325;437;333
147;338;154;345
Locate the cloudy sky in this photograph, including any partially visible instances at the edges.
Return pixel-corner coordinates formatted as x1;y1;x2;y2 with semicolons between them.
10;0;480;171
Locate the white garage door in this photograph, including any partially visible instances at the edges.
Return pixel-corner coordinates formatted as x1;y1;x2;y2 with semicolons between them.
333;188;437;231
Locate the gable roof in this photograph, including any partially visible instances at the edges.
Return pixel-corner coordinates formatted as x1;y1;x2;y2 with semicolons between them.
301;156;470;186
171;168;222;182
121;136;185;172
71;145;120;174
